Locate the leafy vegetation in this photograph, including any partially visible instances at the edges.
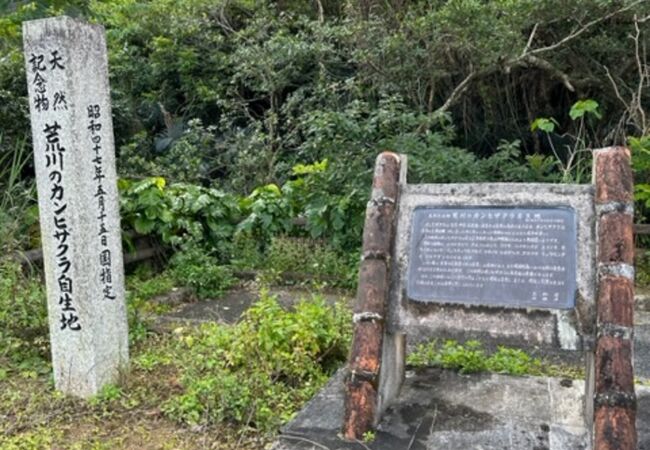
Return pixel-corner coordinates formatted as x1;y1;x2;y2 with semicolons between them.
117;161;363;288
0;273;352;447
0;134;38;253
531;99;603;183
118;177;241;254
407;339;583;379
169;247;236;299
161;292;351;430
2;1;649;213
0;260;49;376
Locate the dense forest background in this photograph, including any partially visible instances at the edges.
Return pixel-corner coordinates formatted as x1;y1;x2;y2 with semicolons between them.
1;0;649;255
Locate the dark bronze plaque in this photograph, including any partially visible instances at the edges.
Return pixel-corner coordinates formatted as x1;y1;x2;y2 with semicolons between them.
407;206;577;309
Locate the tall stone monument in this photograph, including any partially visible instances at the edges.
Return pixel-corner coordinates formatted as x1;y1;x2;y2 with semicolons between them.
23;16;129;397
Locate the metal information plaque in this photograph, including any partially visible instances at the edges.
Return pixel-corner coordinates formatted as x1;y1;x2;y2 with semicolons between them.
407;206;577;309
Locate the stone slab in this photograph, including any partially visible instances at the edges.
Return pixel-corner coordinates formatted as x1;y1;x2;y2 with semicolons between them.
23;16;128;397
272;368;650;450
273;298;650;450
638;386;650;450
407;206;577;309
634;309;650;381
389;183;596;352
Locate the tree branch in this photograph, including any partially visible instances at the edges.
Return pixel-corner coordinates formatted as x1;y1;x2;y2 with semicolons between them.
433;70;476;116
509;55;576;92
431;0;648;117
527;0;650;57
520;22;539;58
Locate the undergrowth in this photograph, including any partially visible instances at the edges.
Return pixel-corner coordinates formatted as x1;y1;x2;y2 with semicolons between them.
1;288;352;448
635;251;650;289
0;260;49;377
258;236;358;289
168;247;236;299
159;291;352;431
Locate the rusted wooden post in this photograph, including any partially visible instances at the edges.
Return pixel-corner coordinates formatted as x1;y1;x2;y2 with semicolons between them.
593;147;637;450
342;152;401;440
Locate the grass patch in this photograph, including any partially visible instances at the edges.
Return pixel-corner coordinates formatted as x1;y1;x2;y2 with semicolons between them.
407;339;584;379
636;250;650;289
0;260;50;376
127;266;176;301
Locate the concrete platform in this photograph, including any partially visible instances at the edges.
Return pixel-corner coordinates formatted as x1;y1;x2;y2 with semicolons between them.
272;368;650;450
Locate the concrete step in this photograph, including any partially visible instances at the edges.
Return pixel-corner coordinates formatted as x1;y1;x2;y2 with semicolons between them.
272;368;650;450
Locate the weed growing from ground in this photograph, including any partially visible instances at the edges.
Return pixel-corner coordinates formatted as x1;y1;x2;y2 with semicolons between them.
0;260;49;374
161;291;352;432
127;266;176;301
635;252;650;288
169;247;236;299
407;339;581;379
260;236;358;289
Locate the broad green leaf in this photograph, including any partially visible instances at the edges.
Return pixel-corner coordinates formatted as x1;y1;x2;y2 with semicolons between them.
134;217;156;234
569;99;601;120
530;117;557;133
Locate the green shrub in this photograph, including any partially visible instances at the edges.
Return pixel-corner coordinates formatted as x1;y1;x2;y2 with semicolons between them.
2;0;649;204
262;236;358;288
127;267;176;301
0;135;39;253
118;119;218;184
486;347;543;376
237;183;293;239
228;231;265;270
125;269;179;344
162;291;352;431
118;177;241;257
632;136;650;224
169;248;235;299
438;340;487;374
0;260;49;367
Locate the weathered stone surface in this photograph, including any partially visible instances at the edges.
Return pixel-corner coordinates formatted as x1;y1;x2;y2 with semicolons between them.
374;173;600;442
635;309;650;381
593;147;633;204
598;277;634;326
388;183;595;352
637;386;650;450
354;259;388;315
273;371;650;450
598;213;634;265
595;336;634;394
594;406;636;450
23;16;128;397
274;369;597;450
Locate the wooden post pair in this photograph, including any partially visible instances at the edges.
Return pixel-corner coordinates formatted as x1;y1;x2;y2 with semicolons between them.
343;148;637;449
